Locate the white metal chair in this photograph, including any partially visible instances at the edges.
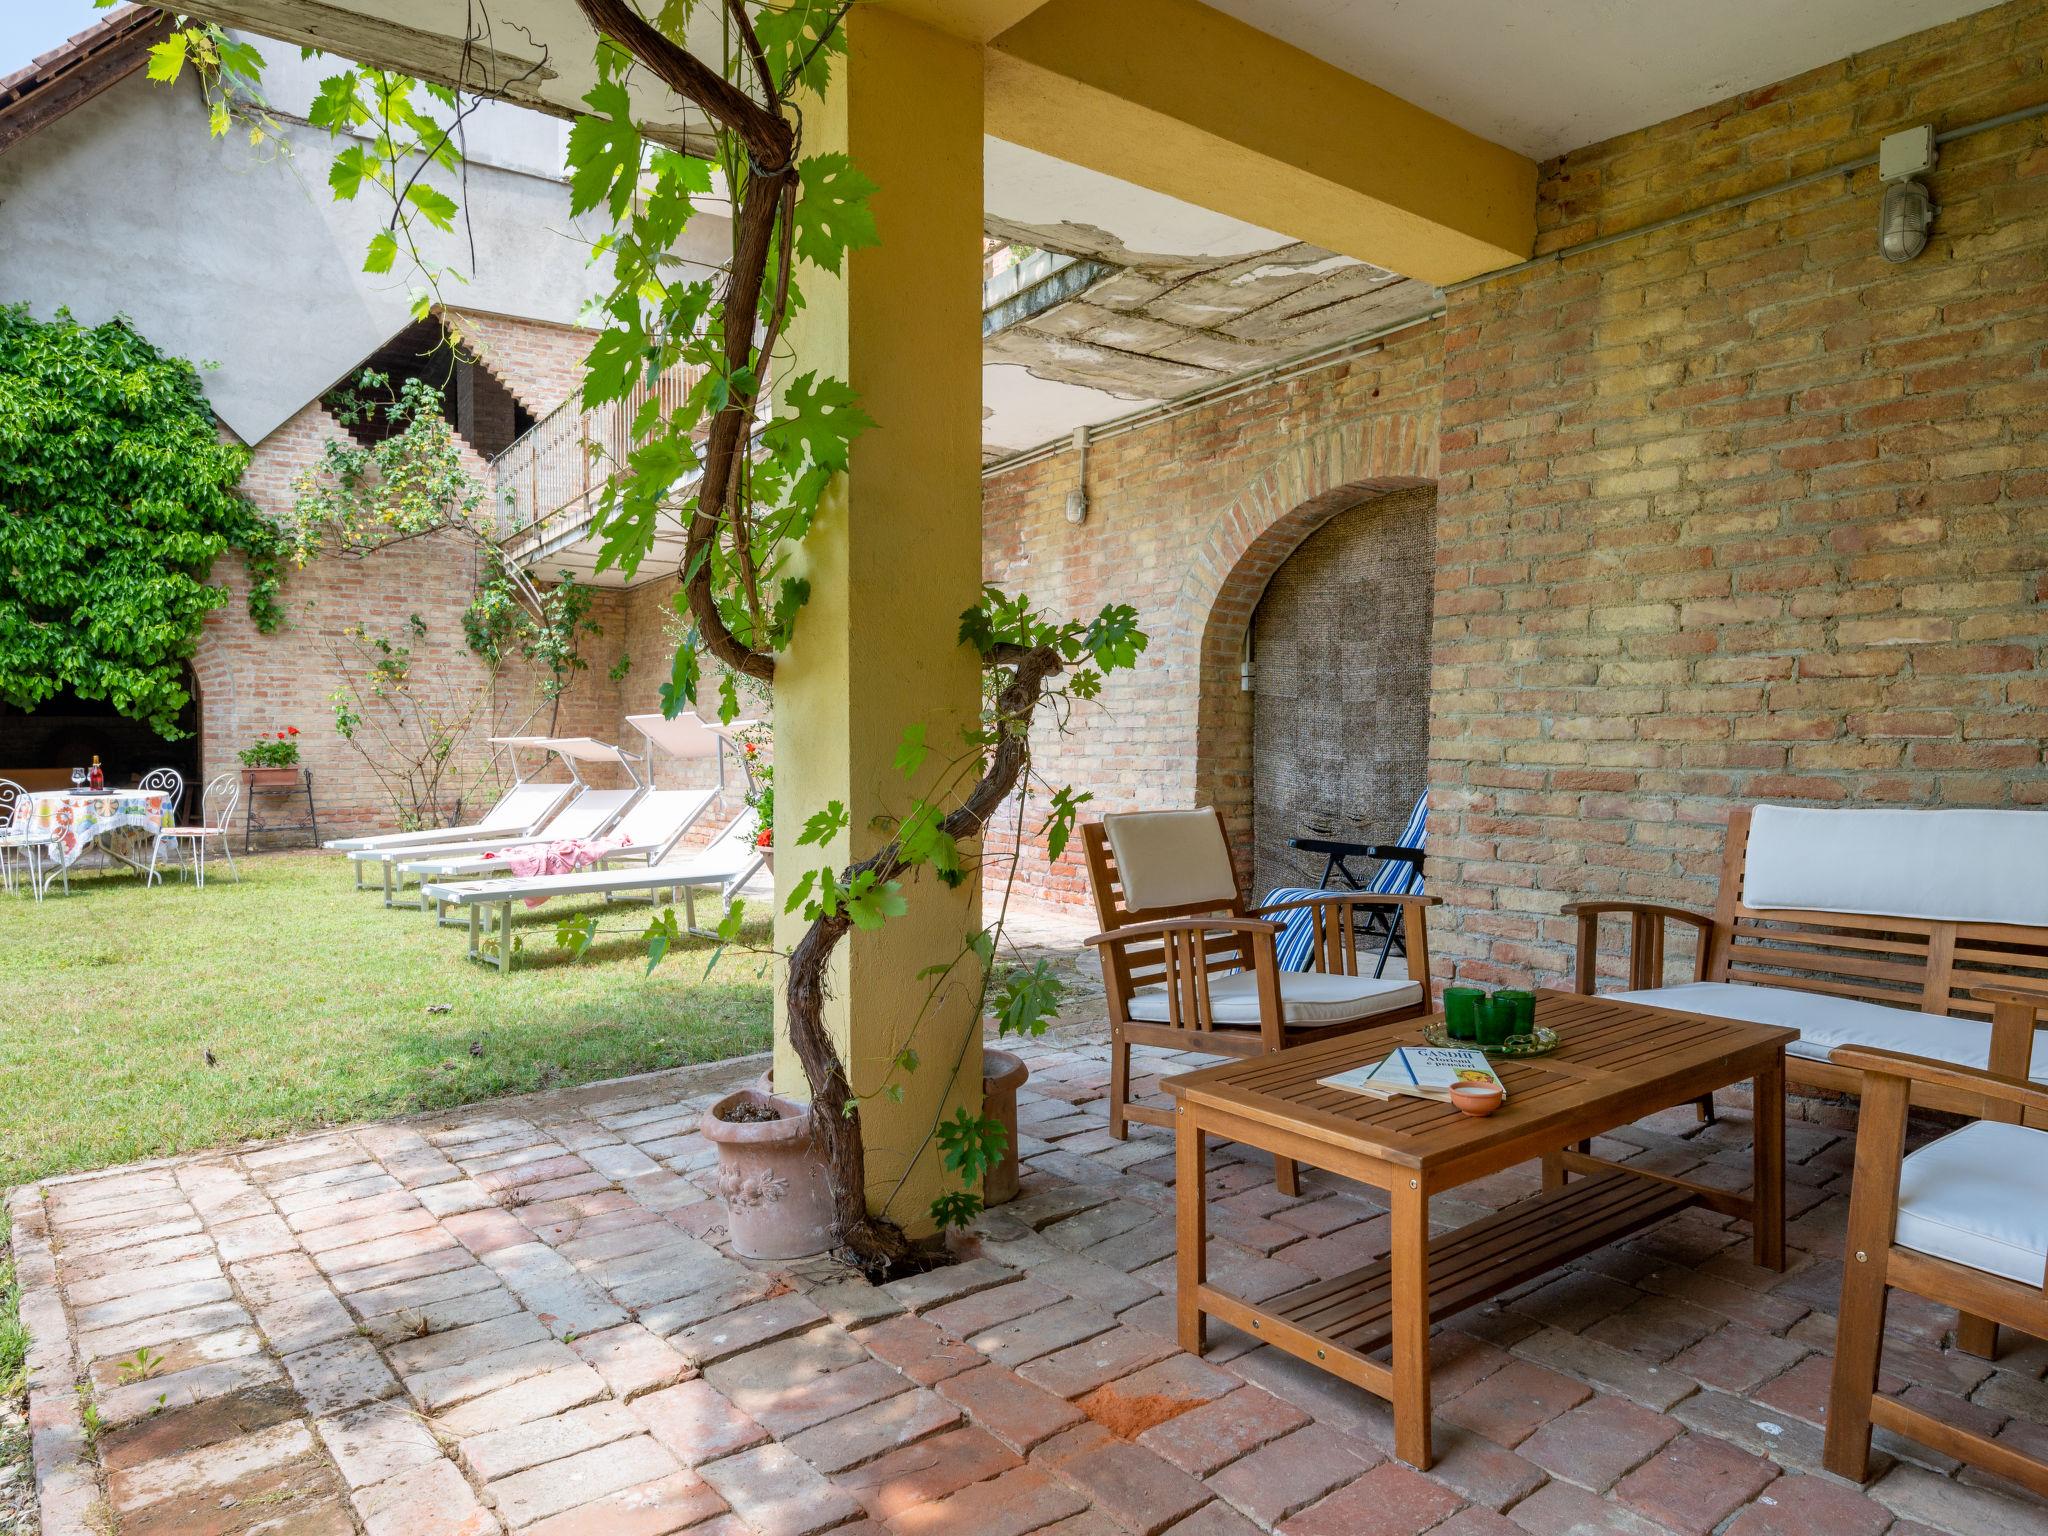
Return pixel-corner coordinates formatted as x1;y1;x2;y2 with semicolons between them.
148;772;241;887
0;778;47;900
137;766;186;823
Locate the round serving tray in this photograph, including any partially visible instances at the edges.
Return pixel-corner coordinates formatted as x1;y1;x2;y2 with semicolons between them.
1423;1020;1561;1058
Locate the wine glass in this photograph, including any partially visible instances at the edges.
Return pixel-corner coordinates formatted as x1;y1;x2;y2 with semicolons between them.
70;766;87;792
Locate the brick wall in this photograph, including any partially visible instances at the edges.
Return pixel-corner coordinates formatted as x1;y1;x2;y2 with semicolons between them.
1430;0;2048;986
197;383;622;839
981;323;1441;906
979;0;2048;987
440;308;594;418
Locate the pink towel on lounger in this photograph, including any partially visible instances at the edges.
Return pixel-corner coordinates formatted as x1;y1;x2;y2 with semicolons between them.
484;837;622;905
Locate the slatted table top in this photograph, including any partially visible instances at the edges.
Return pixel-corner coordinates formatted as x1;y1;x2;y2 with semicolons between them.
1167;989;1795;1176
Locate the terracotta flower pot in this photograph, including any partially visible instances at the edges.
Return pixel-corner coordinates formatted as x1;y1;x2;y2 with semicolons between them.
703;1087;838;1259
242;766;300;787
981;1048;1030;1208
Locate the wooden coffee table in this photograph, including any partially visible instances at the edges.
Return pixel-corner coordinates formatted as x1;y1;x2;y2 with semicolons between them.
1167;990;1793;1470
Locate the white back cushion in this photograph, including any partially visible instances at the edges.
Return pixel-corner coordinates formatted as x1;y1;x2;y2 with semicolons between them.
1103;810;1237;913
544;788;641;839
1743;805;2048;926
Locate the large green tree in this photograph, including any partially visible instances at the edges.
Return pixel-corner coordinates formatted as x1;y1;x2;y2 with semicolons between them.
0;305;279;736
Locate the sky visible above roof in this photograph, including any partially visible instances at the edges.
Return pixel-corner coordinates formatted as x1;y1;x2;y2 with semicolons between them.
0;0;106;81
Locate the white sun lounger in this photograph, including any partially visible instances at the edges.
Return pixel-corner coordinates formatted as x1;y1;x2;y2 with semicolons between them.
327;736;568;876
353;784;644;906
626;710;760;802
329;779;574;885
350;737;650;904
404;786;720;922
424;810;763;972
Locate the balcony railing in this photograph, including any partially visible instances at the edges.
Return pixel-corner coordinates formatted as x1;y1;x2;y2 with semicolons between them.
491;364;702;539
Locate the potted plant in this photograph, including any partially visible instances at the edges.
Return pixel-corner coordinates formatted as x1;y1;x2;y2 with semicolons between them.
238;726;301;786
701;1085;837;1259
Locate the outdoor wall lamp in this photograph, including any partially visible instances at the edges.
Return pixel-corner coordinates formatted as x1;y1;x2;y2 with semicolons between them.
1877;125;1937;264
1065;425;1090;525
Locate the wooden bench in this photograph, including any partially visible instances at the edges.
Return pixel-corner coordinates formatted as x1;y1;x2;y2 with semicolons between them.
1567;804;2048;1120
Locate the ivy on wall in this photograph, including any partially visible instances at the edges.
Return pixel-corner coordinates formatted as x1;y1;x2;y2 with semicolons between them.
0;305;282;737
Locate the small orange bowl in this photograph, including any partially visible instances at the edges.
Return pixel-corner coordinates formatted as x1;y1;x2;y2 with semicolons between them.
1449;1083;1504;1118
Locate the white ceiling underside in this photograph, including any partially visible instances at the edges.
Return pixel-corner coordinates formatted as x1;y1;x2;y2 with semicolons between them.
1203;0;2000;161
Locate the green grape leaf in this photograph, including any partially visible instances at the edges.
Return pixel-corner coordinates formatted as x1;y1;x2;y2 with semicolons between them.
145;32;188;83
566;77;642;221
792;153;879;275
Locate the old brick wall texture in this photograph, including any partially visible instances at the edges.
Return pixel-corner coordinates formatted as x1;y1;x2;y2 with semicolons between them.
980;0;2048;993
194;313;620;839
439;308;594;419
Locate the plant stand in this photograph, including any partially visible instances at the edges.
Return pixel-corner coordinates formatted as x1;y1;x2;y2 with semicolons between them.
243;769;320;852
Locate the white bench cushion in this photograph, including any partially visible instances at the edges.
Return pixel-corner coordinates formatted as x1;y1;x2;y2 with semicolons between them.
1895;1121;2048;1286
1129;970;1420;1029
1608;981;2048;1081
1744;805;2048;926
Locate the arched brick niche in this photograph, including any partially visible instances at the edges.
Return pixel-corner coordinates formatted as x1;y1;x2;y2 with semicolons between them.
1182;444;1436;889
978;328;1442;907
1244;484;1436;894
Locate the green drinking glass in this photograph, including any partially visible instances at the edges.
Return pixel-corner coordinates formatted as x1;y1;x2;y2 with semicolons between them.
1442;986;1485;1040
1473;994;1515;1049
1495;989;1536;1037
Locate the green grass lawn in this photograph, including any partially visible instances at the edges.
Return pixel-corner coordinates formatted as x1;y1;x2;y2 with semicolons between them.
0;851;774;1187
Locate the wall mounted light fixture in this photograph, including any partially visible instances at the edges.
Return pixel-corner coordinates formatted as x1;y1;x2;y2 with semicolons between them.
1877;125;1938;264
1065;425;1089;525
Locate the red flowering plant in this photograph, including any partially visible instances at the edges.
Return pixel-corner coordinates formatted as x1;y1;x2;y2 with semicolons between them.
237;725;301;768
736;725;772;851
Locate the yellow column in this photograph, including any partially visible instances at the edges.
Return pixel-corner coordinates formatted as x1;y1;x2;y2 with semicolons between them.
772;9;986;1235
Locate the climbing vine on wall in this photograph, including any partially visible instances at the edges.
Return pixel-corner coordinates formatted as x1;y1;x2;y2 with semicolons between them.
0;304;282;738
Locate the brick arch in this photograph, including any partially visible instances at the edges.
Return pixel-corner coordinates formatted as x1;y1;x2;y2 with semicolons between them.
1177;418;1436;883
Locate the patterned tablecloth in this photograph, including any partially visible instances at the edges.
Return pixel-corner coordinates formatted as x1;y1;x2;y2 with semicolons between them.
21;790;170;871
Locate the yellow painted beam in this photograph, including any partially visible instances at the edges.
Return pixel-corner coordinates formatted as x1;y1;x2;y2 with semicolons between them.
874;0;1051;45
986;0;1536;284
772;9;987;1237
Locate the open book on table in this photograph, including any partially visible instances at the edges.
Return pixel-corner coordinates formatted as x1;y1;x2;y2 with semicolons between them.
1318;1045;1507;1103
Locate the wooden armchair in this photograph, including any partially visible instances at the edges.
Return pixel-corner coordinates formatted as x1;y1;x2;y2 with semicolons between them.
1083;809;1437;1194
1824;1007;2048;1499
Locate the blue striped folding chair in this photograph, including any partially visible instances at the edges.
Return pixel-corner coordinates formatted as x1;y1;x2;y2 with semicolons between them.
1263;791;1428;976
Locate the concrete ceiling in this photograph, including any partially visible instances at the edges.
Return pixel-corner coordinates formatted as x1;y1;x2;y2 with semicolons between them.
1200;0;1999;161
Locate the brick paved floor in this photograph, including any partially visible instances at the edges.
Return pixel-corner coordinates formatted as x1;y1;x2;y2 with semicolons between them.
12;942;2048;1534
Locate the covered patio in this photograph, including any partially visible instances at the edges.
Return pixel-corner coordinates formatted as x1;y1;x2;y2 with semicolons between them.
5;0;2047;1531
12;904;2044;1536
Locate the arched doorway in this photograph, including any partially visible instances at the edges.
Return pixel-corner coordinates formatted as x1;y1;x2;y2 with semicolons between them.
1184;466;1437;888
1246;483;1434;895
0;671;202;817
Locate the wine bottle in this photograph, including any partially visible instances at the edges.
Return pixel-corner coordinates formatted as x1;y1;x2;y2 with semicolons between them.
89;755;104;792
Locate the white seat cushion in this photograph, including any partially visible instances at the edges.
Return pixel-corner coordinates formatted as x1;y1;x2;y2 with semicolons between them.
1128;970;1421;1029
1607;981;2048;1081
1895;1121;2048;1286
